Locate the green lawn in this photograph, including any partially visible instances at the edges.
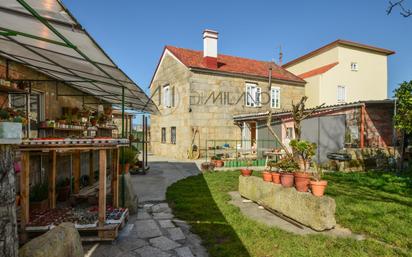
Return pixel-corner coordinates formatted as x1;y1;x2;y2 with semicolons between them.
166;171;412;257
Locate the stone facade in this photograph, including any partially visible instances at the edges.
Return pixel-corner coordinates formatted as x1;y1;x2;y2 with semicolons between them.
150;52;305;159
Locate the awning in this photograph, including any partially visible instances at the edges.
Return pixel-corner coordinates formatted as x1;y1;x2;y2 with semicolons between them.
0;0;157;113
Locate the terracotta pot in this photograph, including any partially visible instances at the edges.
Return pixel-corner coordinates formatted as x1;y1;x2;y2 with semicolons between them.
294;172;311;192
271;172;281;184
280;173;294;187
240;169;253;176
214;160;224;168
310;180;328;197
119;163;130;174
262;171;272;182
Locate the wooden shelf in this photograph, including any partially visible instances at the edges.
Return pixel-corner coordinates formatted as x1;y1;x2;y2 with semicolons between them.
0;84;26;94
39;127;85;131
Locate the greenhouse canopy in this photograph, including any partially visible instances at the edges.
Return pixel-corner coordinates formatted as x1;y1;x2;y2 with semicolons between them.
0;0;157;113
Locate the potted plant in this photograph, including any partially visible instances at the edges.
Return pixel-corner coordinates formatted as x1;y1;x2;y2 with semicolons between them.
290;139;317;192
120;148;137;173
274;157;299;187
211;155;224;167
30;182;49;211
262;158;272;182
310;163;328;197
57;178;71;201
90;117;97;126
267;161;281;184
240;159;253;176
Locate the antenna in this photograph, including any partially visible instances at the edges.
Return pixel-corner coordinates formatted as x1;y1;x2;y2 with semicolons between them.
278;45;283;66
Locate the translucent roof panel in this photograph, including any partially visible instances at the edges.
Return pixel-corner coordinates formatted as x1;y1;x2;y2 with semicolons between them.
0;0;157;113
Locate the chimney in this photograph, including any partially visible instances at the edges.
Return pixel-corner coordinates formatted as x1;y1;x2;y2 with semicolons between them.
203;29;218;68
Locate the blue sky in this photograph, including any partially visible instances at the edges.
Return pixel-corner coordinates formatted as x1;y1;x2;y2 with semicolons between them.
63;0;411;100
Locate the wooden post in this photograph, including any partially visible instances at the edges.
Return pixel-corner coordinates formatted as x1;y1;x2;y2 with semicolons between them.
111;148;119;208
73;151;81;194
48;150;57;209
89;151;94;185
20;151;30;227
360;105;365;149
98;149;107;227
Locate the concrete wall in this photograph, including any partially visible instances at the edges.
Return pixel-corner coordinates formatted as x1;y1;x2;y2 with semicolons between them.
150;51;305;159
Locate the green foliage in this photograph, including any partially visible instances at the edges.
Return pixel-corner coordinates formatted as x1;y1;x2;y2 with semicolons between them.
290;139;317;171
167;171;411;256
394;81;412;133
120;147;137;164
271;157;299;172
30;182;48;202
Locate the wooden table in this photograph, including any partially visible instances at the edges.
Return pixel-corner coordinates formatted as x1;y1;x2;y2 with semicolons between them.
19;138;128;234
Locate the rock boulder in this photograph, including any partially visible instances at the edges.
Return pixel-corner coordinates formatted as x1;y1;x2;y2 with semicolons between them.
239;175;336;231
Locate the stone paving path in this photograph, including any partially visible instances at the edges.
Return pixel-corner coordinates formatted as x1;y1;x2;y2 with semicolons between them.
86;156;208;257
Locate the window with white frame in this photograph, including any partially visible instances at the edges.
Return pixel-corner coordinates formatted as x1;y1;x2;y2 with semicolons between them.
286;127;294;139
163;85;171;108
350;62;358;71
337;85;346;103
245;83;261;107
270;87;280;108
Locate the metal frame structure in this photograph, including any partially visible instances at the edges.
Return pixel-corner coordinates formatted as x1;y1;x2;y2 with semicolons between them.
0;0;157;207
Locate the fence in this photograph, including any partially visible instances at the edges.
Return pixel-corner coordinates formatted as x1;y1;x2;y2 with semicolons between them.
205;139;281;167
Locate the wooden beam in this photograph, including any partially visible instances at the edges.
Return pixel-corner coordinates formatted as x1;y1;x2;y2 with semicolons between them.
73;151;81;194
98;149;107;227
20;152;30;227
48;150;57;209
111;148;119;208
89;151;94;185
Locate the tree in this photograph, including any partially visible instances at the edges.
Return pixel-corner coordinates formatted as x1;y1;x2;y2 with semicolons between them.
394;81;412;133
394;81;412;172
291;96;324;141
387;0;412;17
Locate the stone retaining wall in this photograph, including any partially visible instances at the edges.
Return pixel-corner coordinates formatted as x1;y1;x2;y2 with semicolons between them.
238;176;336;231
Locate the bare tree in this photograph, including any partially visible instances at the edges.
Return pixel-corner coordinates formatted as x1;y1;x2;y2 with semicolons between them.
266;110;291;156
291;96;325;141
387;0;412;17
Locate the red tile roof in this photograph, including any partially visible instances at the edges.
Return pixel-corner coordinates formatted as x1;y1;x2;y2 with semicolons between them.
165;46;305;83
298;62;339;79
283;39;395;68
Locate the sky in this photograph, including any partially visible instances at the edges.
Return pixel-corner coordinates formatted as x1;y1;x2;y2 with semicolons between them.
63;0;411;109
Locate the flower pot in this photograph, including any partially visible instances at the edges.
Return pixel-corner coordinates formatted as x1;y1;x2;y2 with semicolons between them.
262;171;272;182
280;173;294;187
310;180;328;197
214;160;224;168
294;172;311;192
240;169;253;176
271;172;281;184
30;199;49;211
119;163;130;174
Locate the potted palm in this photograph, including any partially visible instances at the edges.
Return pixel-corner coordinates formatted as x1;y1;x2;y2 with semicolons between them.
310;163;328;197
290;139;317;192
240;159;253;176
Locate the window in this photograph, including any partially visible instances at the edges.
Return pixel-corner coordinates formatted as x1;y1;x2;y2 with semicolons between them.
270;87;280;108
337;85;346;103
171;127;176;144
286;127;293;139
245;83;261;107
161;127;166;143
163;85;171;108
10;91;44;137
350;62;358;71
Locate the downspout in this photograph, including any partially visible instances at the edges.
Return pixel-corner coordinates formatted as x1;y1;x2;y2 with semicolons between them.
360;104;365;149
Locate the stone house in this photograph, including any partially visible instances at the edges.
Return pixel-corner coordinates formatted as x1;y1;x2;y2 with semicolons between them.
283;40;395;107
150;30;306;159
